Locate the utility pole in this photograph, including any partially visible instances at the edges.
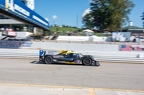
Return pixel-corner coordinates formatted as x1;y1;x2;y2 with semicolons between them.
142;12;144;28
141;12;144;38
76;14;78;28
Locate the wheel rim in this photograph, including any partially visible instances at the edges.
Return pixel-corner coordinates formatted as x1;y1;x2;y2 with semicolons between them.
84;58;91;65
45;57;52;64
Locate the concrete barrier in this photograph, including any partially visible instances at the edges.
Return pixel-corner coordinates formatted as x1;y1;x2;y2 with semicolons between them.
56;36;112;42
27;42;120;52
1;41;144;52
57;36;89;41
1;41;119;51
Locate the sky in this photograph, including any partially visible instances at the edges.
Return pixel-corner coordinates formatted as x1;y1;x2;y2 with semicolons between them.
34;0;144;28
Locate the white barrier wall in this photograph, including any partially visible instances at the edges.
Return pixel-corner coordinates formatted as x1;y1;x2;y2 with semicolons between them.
92;36;112;42
0;41;119;51
16;31;33;38
56;36;112;42
57;36;89;41
28;42;120;52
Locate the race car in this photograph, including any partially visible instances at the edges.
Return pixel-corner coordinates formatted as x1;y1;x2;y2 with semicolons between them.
39;49;100;66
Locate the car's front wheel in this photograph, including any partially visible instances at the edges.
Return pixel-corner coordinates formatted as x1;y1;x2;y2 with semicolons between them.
82;57;92;66
44;56;53;64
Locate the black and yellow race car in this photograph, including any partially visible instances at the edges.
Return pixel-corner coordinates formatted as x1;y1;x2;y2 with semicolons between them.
39;49;100;66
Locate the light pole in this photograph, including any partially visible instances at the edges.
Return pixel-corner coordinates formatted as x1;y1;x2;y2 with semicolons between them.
142;12;144;28
120;18;126;32
76;14;78;28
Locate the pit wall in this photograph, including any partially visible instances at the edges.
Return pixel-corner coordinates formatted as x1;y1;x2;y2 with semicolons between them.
0;41;119;52
1;40;144;52
30;42;119;52
56;36;112;42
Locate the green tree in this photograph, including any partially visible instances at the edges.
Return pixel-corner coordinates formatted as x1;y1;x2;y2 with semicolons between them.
82;13;93;29
83;0;135;31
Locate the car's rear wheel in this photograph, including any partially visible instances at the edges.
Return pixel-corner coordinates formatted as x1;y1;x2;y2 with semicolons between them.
44;56;53;64
82;57;92;66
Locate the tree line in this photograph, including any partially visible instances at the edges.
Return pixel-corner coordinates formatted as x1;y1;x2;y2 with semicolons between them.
82;0;135;32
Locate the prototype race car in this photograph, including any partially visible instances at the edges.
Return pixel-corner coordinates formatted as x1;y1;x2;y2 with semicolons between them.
39;49;100;66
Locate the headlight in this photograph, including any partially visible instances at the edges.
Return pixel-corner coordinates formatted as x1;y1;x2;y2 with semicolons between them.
94;58;97;60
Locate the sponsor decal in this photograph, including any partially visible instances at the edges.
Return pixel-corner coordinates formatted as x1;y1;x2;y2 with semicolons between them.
8;0;14;11
21;42;32;47
14;4;30;16
120;45;144;51
8;0;30;16
0;41;21;47
33;15;48;26
0;41;32;48
1;0;49;29
46;50;59;55
53;55;60;58
7;31;16;36
2;29;16;37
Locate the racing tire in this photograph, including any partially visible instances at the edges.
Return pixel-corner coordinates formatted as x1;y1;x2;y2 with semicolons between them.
44;56;53;64
95;61;100;66
82;57;92;66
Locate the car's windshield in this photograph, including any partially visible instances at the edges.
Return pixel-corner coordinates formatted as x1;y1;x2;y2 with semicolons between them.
78;53;83;58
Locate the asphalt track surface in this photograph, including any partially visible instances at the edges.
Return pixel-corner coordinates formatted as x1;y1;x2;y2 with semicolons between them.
0;58;144;95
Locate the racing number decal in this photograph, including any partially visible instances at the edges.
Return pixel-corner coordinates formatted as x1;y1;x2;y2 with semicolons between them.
39;50;44;56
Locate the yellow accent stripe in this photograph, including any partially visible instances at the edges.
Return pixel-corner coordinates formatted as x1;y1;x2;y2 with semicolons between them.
0;82;86;89
5;0;8;11
89;88;95;95
66;62;75;64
